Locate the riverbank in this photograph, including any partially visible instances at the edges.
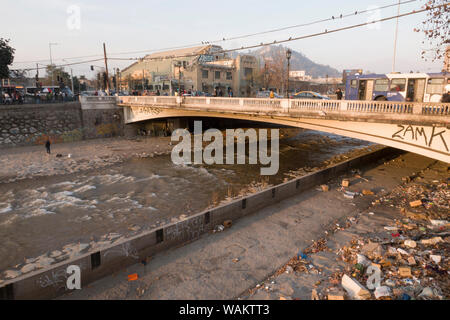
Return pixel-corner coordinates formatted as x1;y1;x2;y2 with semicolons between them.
58;152;447;300
0;136;173;184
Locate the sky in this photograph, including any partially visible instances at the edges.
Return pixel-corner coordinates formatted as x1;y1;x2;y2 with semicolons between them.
1;0;446;78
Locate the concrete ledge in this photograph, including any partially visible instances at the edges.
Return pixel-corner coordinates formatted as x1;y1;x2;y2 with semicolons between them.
0;147;400;300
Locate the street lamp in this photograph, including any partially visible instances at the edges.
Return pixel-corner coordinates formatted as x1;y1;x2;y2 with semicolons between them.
286;49;292;99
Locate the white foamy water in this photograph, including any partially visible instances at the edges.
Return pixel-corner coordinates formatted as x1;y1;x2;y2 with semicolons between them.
73;185;97;193
0;203;12;214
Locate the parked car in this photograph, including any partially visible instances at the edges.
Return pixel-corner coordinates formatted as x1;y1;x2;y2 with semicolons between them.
256;91;284;98
292;91;330;100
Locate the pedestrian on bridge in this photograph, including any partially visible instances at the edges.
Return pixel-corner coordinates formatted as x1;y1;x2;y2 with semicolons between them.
336;88;343;100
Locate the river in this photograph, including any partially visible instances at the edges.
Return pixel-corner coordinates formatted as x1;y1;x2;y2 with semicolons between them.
0;129;372;275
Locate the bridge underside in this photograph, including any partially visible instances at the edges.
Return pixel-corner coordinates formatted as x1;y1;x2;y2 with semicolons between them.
123;106;450;163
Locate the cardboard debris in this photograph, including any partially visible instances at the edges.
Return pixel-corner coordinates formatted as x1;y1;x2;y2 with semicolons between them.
328;291;345;300
362;189;375;196
342;179;350;187
321;185;329;192
398;267;412;278
421;237;443;245
409;200;422;208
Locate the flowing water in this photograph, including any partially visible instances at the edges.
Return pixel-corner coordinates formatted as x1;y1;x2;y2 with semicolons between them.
0;129;372;273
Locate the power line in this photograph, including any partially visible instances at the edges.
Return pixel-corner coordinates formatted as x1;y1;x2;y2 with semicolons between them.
11;58;105;72
12;0;418;65
108;2;447;63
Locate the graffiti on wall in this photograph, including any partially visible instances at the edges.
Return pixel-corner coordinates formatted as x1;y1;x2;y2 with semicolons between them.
392;125;448;152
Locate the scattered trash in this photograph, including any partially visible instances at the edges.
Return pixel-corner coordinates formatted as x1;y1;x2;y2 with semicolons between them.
213;225;225;233
429;255;441;264
421;237;443;245
409;200;422;208
344;191;357;199
341;274;371;300
223;220;233;228
328;290;345;300
404;240;417;248
321;185;329;192
127;273;138;281
311;289;320;300
342;179;350;187
362;189;374;196
398;267;412;278
374;286;391;299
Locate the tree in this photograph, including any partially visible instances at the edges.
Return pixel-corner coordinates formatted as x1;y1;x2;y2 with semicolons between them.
415;0;449;61
44;65;71;87
0;38;15;79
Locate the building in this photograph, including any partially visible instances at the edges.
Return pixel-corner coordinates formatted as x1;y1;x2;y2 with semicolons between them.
289;70;312;81
119;45;259;96
444;45;450;73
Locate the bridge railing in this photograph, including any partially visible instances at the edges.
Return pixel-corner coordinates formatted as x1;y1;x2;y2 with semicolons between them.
290;99;340;111
119;96;450;117
345;100;414;114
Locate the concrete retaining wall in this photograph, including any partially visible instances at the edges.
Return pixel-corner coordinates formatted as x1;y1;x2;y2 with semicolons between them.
0;147;400;300
0;98;124;148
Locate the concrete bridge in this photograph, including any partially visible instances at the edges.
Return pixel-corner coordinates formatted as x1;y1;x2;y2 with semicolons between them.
112;96;450;163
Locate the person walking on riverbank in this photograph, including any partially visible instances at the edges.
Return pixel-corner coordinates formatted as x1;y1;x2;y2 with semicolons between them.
45;139;51;154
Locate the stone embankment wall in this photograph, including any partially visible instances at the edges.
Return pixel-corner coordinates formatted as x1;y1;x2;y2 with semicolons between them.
0;98;123;148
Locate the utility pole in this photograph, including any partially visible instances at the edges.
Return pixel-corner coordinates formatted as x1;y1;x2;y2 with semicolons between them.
103;43;110;94
392;0;401;73
36;63;39;87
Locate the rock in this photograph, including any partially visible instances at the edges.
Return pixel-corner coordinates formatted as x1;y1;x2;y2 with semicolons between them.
407;257;416;265
361;242;385;259
397;248;409;256
341;274;371;300
374;286;391;299
78;243;90;253
49;250;62;258
430;255;441;264
20;263;36;274
404;240;417;248
36;257;55;268
357;254;371;267
311;289;320;300
3;270;21;279
418;287;435;299
429;220;448;226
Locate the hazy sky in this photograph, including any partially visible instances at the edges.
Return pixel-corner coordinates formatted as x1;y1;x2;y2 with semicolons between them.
1;0;445;78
